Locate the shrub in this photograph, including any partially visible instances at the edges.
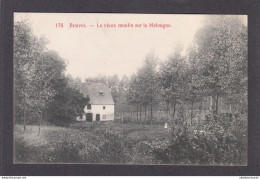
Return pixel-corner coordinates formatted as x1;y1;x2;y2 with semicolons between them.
52;138;84;163
81;132;134;164
14;136;51;163
150;105;247;165
133;141;154;164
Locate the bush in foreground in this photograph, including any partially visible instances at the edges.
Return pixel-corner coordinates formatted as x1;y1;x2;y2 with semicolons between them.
151;109;247;165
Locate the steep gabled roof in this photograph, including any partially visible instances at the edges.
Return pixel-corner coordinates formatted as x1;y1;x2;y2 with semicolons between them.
79;82;114;105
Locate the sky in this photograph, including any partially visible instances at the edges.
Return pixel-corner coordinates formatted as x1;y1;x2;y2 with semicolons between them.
14;13;206;80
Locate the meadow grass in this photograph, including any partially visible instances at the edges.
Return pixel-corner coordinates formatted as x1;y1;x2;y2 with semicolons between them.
14;121;168;164
14;113;247;165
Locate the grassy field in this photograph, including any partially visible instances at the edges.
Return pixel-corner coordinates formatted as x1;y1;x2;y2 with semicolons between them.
14;113;247;165
14;121;169;164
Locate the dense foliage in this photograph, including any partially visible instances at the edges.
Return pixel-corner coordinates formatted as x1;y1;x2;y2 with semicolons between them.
126;16;247;118
14;115;247;165
151;107;247;165
14;20;87;129
45;78;89;126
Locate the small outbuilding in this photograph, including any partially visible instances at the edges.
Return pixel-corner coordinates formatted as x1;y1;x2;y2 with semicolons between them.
76;82;115;122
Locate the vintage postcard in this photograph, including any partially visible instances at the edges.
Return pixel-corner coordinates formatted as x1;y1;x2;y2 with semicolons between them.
13;13;248;165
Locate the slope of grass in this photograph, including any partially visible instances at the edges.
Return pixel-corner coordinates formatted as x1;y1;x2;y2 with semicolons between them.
14;122;169;164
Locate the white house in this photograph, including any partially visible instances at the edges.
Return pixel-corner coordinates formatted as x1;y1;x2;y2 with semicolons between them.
76;82;115;122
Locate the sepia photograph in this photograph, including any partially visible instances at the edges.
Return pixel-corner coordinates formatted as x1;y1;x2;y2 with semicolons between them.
13;13;248;165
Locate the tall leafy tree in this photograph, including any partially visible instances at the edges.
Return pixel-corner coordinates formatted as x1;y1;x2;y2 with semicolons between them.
191;16;247;114
14;20;35;131
14;20;88;132
185;45;205;123
159;46;189;117
126;74;142;121
141;53;161;123
14;20;57;133
33;51;68;133
127;53;161;124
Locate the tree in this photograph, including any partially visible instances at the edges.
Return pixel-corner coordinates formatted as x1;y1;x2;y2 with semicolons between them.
33;50;67;133
127;53;161;124
120;75;130;89
14;20;58;133
45;78;89;126
191;16;247;114
14;20;35;131
185;45;205;123
127;74;142;121
140;53;161;123
14;20;85;133
159;46;189;117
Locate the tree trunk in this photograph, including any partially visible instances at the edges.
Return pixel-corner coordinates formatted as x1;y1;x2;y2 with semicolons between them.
23;99;26;133
39;109;42;135
210;96;213;111
184;121;187;138
229;103;232;113
190;100;194;125
173;103;176;118
144;106;147;125
166;101;169;115
39;58;44;135
199;100;203;113
140;106;142;125
150;103;153;125
137;106;138;121
216;94;219;114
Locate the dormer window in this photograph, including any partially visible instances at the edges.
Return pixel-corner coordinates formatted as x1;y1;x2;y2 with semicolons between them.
99;91;104;96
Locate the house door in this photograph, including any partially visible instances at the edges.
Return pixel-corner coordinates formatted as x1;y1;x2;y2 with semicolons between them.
86;113;93;122
96;114;100;122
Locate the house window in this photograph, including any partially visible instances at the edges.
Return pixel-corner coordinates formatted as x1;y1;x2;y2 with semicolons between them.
87;104;91;109
103;106;106;110
103;115;106;119
99;91;104;96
